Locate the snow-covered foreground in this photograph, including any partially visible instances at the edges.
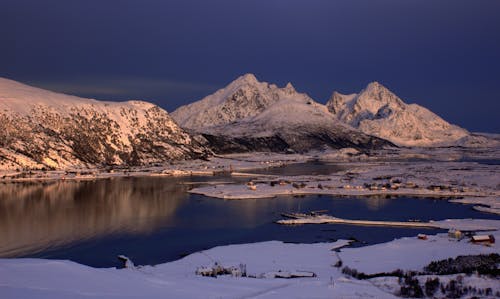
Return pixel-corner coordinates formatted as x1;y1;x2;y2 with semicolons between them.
1;224;499;299
0;240;395;299
339;229;499;275
1;147;498;298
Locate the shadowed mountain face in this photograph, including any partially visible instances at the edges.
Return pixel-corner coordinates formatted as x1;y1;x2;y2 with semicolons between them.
0;78;209;170
172;74;392;153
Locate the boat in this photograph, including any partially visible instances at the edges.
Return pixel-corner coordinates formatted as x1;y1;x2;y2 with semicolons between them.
281;210;328;219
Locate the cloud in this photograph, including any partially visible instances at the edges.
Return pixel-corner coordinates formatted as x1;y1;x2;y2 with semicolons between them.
30;83;127;97
28;76;217;100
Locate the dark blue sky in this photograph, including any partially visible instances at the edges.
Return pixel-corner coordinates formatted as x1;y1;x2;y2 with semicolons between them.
1;0;499;132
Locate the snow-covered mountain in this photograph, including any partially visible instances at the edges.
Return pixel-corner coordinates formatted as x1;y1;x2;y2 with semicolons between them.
0;78;207;170
326;82;475;147
172;74;391;152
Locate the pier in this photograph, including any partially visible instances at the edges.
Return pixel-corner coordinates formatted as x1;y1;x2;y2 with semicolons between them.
277;214;437;228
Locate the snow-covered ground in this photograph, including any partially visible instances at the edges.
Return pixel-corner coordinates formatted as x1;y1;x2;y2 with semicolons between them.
339;229;499;275
370;274;500;298
188;158;500;215
1;224;498;299
1;240;372;299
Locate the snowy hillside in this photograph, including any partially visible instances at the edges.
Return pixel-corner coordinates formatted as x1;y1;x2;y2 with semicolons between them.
173;74;284;130
172;74;391;152
0;78;207;170
326;82;483;147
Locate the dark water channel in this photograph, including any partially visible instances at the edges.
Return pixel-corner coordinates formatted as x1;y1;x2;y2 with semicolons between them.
242;160;347;176
0;163;498;268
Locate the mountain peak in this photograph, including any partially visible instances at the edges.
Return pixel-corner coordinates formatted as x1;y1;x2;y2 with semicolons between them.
357;81;404;108
233;73;259;85
366;81;382;88
172;74;322;132
284;82;296;94
363;81;391;94
328;91;352;102
328;82;405;127
326;91;355;115
327;82;470;146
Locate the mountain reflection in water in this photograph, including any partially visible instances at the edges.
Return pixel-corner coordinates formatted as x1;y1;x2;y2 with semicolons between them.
0;178;188;257
1;173;498;268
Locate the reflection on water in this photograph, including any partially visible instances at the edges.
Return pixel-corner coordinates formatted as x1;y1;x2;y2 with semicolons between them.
364;197;391;211
0;178;188;257
1;176;498;268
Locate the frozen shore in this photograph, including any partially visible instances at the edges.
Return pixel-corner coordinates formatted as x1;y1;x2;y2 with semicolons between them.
0;152;314;182
2;147;499;215
189;158;500;215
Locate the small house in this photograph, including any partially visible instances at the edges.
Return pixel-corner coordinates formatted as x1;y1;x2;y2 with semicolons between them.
471;235;495;244
448;228;462;239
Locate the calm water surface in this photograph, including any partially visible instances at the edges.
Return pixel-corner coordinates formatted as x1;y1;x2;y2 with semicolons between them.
1;167;498;268
458;158;500;165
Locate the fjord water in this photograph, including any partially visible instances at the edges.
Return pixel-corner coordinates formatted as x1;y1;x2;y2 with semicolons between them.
245;160;346;176
1;175;498;268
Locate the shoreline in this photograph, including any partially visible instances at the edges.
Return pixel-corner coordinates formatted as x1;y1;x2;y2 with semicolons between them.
0;152;315;183
276;213;500;231
1;150;499;298
2;151;499;216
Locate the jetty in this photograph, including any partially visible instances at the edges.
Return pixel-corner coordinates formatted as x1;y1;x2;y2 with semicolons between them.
277;214;437;228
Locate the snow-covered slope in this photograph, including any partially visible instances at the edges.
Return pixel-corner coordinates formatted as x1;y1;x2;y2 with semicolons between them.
173;74;285;130
172;74;391;152
0;78;207;170
326;82;476;147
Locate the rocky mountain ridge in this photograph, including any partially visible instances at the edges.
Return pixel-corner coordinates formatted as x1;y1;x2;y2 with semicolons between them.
1;74;494;170
0;77;207;170
326;82;473;147
172;74;391;152
174;74;493;148
173;73;303;131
